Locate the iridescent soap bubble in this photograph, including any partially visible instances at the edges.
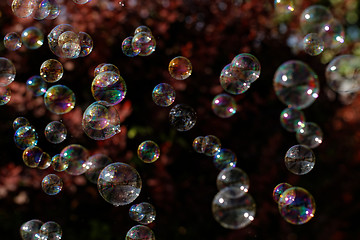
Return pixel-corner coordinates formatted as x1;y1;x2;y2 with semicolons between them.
44;121;67;144
273;60;319;109
230;53;261;84
318;18;345;49
212;187;256;229
278;187;315;224
212;93;237;118
12;0;35;18
134;25;152;35
129;202;156;225
46;0;60;20
193;136;205;154
14;126;38;150
58;31;80;58
216;167;249;193
299;5;333;34
37;151;51;170
82;101;121;140
280;107;305;132
303;33;324;56
22;146;44;168
137;140;160;163
78;32;93;57
85;153;112;184
20;219;43;240
0;86;11;105
26;75;47;96
168;56;192;80
274;0;295;15
0;57;16;87
41;174;63;195
122;36;141;57
13;117;30;130
94;63;120;77
220;64;250;95
213;148;237;170
48;24;75;58
39;221;62;240
40;59;63;83
126;225;155;240
273;183;293;203
32;0;51;20
51;154;69;172
152;83;175;107
60;144;89;175
72;0;92;4
4;32;22;51
169;104;197;131
132;32;156;56
44;85;75;114
21;27;44;50
296;122;323;148
285;145;315;175
203;135;221;156
97;162;142;206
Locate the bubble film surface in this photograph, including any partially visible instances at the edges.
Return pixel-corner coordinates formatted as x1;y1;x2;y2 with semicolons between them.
125;225;155;240
78;31;93;57
129;202;156;225
230;53;261;84
4;32;22;51
318;18;345;49
44;121;67;144
137;140;160;163
39;221;62;240
85;153;112;184
44;85;75;114
20;219;43;240
213;148;237;170
26;75;47;96
41;174;63;195
299;5;333;34
21;27;44;50
212;93;237;118
60;144;89;175
47;24;75;58
296;122;323;148
0;57;16;87
220;64;250;95
280;107;305;132
40;59;63;83
168;56;192;80
152;83;175;107
22;146;43;168
14;125;38;150
273;183;292;203
0;86;11;105
216;167;249;193
303;33;324;56
285;145;315;175
169;104;197;131
12;0;35;18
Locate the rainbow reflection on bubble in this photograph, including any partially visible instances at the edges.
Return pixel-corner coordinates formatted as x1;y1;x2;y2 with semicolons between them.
137;140;160;163
44;85;75;115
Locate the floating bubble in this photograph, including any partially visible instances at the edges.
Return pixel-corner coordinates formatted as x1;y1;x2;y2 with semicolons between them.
20;219;43;240
12;0;35;18
46;0;60;19
299;5;333;34
26;75;47;96
13;117;30;130
273;183;293;203
216;167;249;193
134;25;152;35
72;0;91;4
126;225;155;240
60;144;89;175
212;187;256;229
40;59;63;83
21;27;44;50
129;202;156;225
0;57;16;87
97;162;142;206
4;32;22;51
33;0;50;20
278;187;315;224
296;122;323;148
48;24;75;58
122;36;141;57
37;151;51;170
212;93;237;118
51;154;69;172
44;85;75;114
78;32;93;57
41;174;63;195
168;56;192;80
22;146;44;168
203;135;221;156
132;32;156;56
274;0;295;15
213;148;237;170
273;60;319;109
85;153;112;184
44;121;67;144
303;33;324;56
39;221;62;240
285;145;315;175
230;53;261;84
193;136;205;154
318;18;345;49
137;140;160;163
14;126;38;150
169;104;197;131
220;64;250;95
0;86;11;105
58;31;81;58
94;63;120;77
152;83;175;107
280;107;305;132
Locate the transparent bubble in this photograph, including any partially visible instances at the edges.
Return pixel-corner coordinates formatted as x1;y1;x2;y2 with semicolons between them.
85;153;112;184
13;117;30;130
132;32;156;56
0;57;16;87
60;144;89;175
278;187;315;224
137;140;160;163
22;146;44;168
152;83;175;107
203;135;221;156
169;104;197;131
220;64;250;95
216;167;249;193
134;25;152;35
94;63;120;77
20;219;43;240
0;86;11;105
39;221;62;240
44;121;67;144
212;187;256;229
126;225;155;240
325;55;360;93
273;60;319;109
97;162;142;206
26;75;47;96
318;18;345;49
230;53;261;84
213;148;237;170
280;107;305;132
33;0;51;20
296;122;323;148
168;56;192;80
58;31;81;58
274;0;295;15
14;125;38;150
193;136;205;154
44;85;76;114
303;33;324;56
40;59;63;83
285;145;315;175
37;151;51;170
48;24;75;58
299;5;333;34
4;32;22;51
46;0;60;20
122;36;141;57
72;0;91;4
51;154;69;172
21;27;44;50
41;174;63;195
78;32;93;57
12;0;35;18
273;183;292;203
82;101;121;140
212;93;237;118
129;202;156;225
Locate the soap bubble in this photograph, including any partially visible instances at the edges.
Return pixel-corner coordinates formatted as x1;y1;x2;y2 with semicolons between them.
134;25;152;35
48;24;75;58
0;86;11;105
39;221;62;240
126;225;155;240
213;148;237;170
216;167;249;193
278;187;316;224
129;202;156;225
40;59;63;83
13;117;30;130
14;125;38;150
212;93;237;118
318;18;345;49
94;63;120;77
97;162;142;206
274;0;295;15
296;122;323;148
12;0;35;18
37;151;51;170
20;219;43;240
60;144;89;175
285;145;315;175
193;136;205;154
44;121;67;144
46;0;60;20
203;135;221;156
280;107;305;132
82;101;121;140
21;27;44;50
122;36;141;57
51;154;69;172
273;60;319;109
4;32;22;51
72;0;91;4
230;53;261;84
303;33;324;56
78;32;93;57
152;83;175;107
132;32;156;56
212;187;256;229
41;174;63;195
58;31;81;58
299;5;333;34
0;57;16;87
169;104;197;131
168;56;192;80
137;140;160;163
32;0;50;20
273;183;292;203
219;64;250;95
44;85;76;114
26;75;47;96
85;154;112;184
22;146;44;168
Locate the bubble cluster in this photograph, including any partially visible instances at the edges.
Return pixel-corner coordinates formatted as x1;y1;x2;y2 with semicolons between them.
0;57;16;87
40;59;64;83
280;107;305;132
122;36;140;57
169;104;197;131
60;144;89;176
212;93;237;118
152;83;175;107
303;33;324;56
273;183;292;203
13;117;30;130
41;174;63;195
44;121;67;144
296;122;323;148
129;202;156;225
168;56;192;80
21;27;44;50
0;86;11;105
137;140;160;163
216;167;249;192
44;85;75;114
4;32;22;51
126;225;155;240
285;145;315;175
85;154;112;184
192;136;205;153
14;125;38;150
213;148;237;170
51;154;69;172
26;75;47;96
20;219;43;240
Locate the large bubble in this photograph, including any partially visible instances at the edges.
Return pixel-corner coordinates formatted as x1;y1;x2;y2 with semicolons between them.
14;125;38;150
26;75;47;96
20;219;43;240
125;225;155;240
212;93;237;118
230;53;261;84
129;202;156;225
169;104;197;131
12;0;35;18
219;64;250;95
41;174;63;195
85;153;112;184
168;56;192;80
296;122;323;148
40;59;63;83
44;121;67;144
137;140;160;163
0;57;16;87
60;144;89;175
132;32;156;56
21;27;44;50
216;167;249;193
4;32;22;51
299;5;333;34
285;145;315;175
280;107;305;132
152;83;175;107
213;148;237;170
273;183;292;203
44;85;76;114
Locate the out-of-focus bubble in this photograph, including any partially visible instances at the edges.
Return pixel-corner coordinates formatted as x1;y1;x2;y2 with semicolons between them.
37;152;51;170
132;32;156;56
203;135;221;156
213;148;237;170
300;5;333;34
169;104;197;131
278;187;315;224
20;219;43;240
303;33;324;56
4;32;22;51
12;0;35;18
72;0;91;4
26;75;47;96
0;57;16;87
193;136;205;154
230;53;261;84
0;86;11;105
41;174;63;195
33;0;50;20
78;32;93;57
85;154;112;184
296;122;323;148
273;60;319;109
122;36;141;57
21;27;44;50
168;56;192;80
44;85;75;114
22;146;43;168
129;202;156;225
220;64;250;95
82;101;121;140
51;154;69;172
60;144;89;175
94;63;120;77
97;162;142;206
280;107;305;132
137;140;160;163
152;83;175;107
48;24;75;58
212;93;237;118
285;145;315;175
13;117;30;130
216;167;249;193
212;187;256;229
46;0;60;19
134;25;152;35
274;0;295;15
126;225;155;240
14;126;38;150
325;55;360;93
58;31;81;58
273;183;292;203
44;121;67;144
39;221;62;240
318;18;345;49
